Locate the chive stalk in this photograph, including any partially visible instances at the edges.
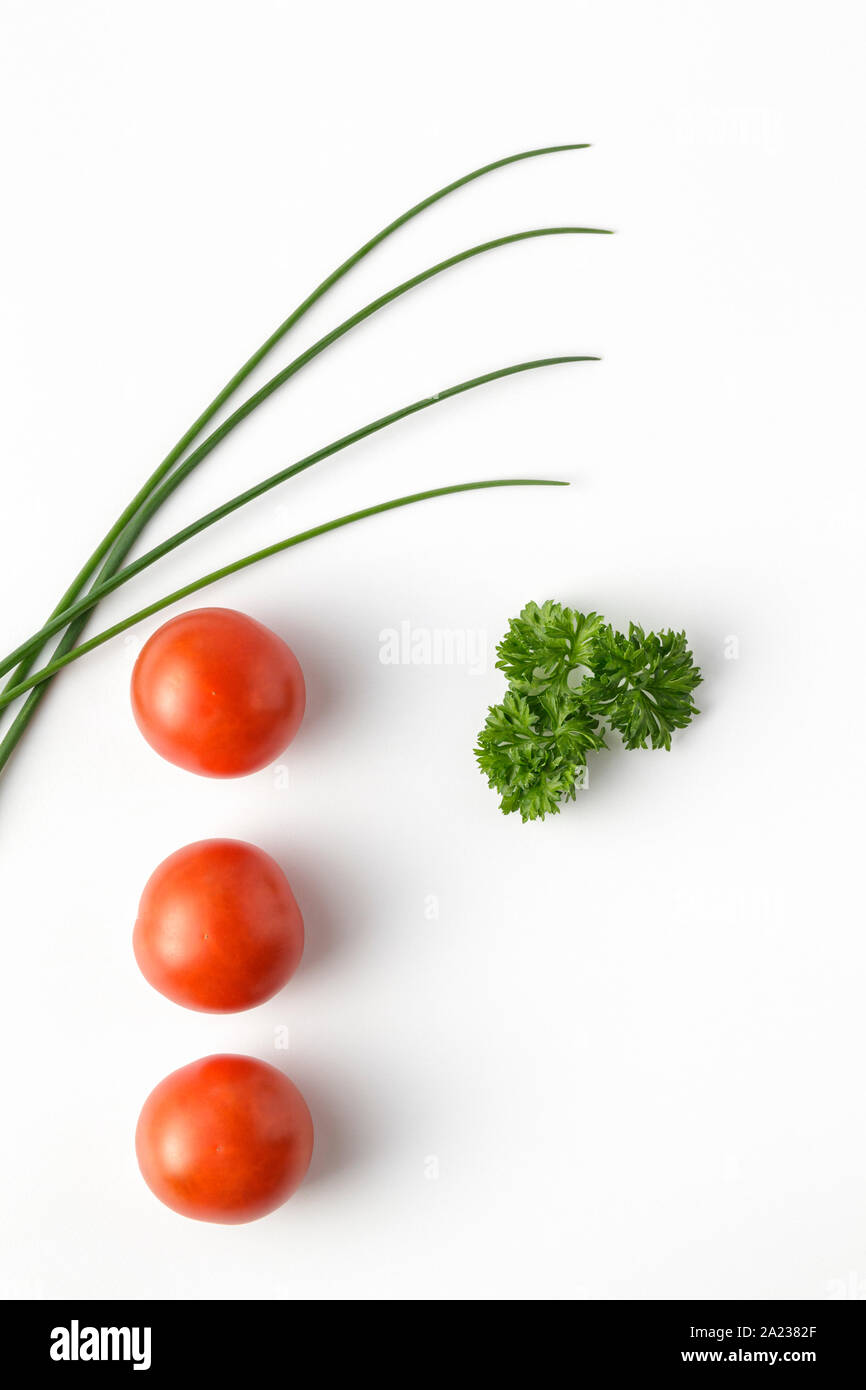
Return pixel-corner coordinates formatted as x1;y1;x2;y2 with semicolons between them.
0;480;567;715
0;144;592;713
0;144;604;778
0;357;595;677
0;228;607;773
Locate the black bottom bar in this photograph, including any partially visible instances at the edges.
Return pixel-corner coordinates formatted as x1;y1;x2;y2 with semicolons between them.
1;1298;862;1375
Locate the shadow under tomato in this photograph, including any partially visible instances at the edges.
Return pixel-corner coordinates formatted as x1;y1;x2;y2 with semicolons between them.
276;1062;381;1196
254;838;378;980
255;612;348;747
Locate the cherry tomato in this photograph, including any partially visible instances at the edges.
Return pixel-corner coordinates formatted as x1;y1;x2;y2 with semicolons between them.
133;839;304;1013
131;607;305;777
135;1054;314;1224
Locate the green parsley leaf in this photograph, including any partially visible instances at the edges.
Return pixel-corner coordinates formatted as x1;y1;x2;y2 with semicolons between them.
495;600;604;697
474;689;606;822
579;623;702;750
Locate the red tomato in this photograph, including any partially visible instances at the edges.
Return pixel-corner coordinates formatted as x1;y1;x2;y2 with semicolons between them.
136;1055;314;1224
133;839;304;1013
131;607;305;777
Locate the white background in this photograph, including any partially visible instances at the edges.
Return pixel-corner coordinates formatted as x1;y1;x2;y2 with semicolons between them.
1;0;864;1301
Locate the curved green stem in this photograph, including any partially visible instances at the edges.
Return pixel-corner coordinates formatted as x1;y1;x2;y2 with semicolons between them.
96;227;608;579
0;228;608;777
0;145;604;779
0;357;595;676
0;144;590;710
0;479;567;712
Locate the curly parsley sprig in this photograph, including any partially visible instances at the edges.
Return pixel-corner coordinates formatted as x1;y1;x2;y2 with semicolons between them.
475;689;607;822
580;623;702;751
495;601;604;697
475;602;701;820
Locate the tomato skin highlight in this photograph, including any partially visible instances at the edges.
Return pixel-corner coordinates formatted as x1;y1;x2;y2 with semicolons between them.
135;1054;314;1224
133;839;304;1013
130;607;305;777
